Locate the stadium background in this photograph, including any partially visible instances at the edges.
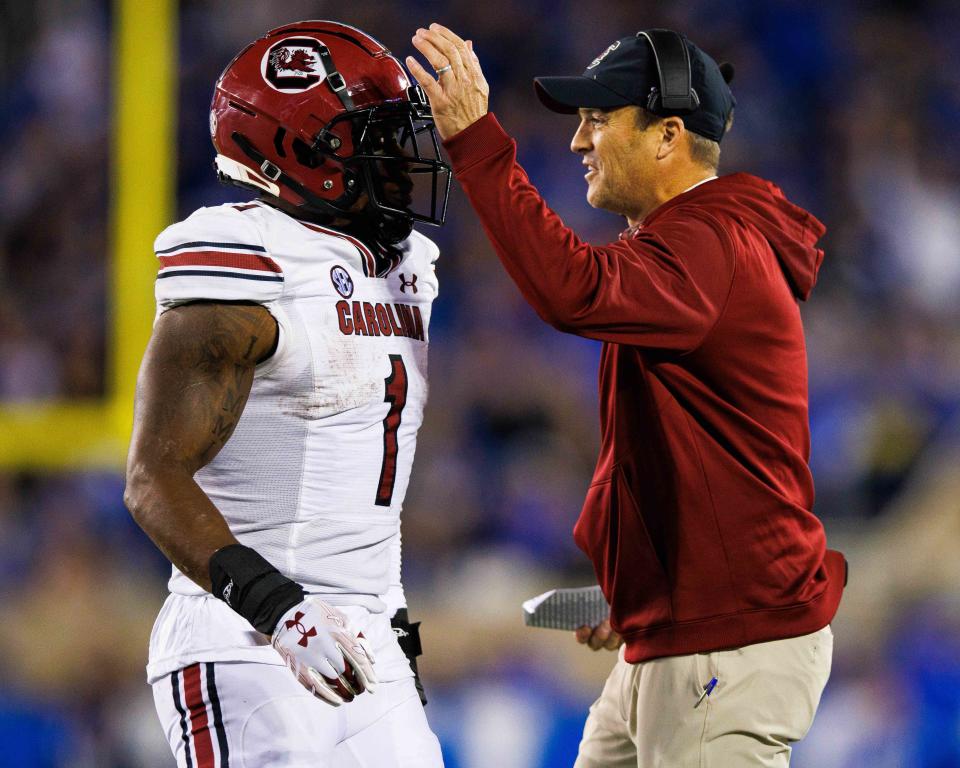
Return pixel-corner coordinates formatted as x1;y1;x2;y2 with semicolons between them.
2;0;959;765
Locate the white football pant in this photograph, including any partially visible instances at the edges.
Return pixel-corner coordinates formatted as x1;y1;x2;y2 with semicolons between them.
153;660;442;767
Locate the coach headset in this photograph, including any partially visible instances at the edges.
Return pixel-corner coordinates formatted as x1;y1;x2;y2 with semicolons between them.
639;29;700;114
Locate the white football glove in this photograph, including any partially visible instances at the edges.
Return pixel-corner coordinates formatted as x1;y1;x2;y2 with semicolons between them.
271;597;378;706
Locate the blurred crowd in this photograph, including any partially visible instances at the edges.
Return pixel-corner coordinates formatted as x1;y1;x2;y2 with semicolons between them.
2;0;959;765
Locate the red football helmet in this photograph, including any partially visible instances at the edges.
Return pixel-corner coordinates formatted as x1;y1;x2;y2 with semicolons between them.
211;21;450;244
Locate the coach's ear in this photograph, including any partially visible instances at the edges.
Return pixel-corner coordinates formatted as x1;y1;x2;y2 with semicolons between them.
656;116;685;161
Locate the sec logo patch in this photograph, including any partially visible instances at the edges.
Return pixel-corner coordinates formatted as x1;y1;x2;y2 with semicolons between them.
330;265;354;298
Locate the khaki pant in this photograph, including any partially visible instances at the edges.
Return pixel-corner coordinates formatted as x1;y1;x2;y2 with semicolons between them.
575;626;833;767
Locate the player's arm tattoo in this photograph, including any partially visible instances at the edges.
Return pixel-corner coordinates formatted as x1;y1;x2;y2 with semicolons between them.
190;314;270;464
124;303;278;591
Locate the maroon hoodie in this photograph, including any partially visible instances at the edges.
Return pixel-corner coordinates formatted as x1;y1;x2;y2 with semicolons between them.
444;114;846;662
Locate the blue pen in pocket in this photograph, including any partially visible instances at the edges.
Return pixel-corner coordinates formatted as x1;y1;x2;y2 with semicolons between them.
695;676;718;708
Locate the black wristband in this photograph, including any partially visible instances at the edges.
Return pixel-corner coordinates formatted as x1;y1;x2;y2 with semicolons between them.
209;544;305;635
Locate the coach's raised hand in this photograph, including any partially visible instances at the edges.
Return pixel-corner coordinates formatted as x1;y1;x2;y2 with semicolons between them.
407;24;489;140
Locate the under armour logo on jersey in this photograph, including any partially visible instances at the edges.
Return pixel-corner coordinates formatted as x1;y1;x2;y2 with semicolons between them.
285;612;318;647
399;273;418;293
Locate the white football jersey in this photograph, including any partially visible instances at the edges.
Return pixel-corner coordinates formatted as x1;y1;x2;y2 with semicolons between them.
146;200;438;682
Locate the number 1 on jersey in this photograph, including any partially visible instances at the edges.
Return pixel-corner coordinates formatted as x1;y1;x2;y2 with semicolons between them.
376;355;408;506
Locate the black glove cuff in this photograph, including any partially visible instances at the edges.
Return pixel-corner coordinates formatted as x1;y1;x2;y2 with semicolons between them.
209;544;305;635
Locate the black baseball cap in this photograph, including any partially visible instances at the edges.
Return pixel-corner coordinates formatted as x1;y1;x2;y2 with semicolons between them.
534;30;736;142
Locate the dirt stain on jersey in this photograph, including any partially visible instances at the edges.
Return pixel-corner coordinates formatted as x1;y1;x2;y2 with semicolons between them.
281;332;385;420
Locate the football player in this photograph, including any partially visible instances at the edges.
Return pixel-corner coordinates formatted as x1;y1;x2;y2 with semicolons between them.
124;21;449;767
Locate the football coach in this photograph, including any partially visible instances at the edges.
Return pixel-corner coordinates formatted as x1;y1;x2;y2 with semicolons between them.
408;23;847;767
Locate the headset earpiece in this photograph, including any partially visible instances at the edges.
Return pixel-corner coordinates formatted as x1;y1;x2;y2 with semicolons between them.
638;29;699;114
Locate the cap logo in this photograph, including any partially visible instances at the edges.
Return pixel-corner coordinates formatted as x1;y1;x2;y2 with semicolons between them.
587;40;620;69
262;37;328;93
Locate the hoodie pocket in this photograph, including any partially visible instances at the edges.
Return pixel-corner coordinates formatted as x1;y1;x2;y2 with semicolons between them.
573;467;674;632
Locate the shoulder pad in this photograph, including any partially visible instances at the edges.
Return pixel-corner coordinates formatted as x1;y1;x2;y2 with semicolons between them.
154;205;283;308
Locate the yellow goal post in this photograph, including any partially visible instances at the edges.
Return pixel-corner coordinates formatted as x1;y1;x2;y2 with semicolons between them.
0;0;174;469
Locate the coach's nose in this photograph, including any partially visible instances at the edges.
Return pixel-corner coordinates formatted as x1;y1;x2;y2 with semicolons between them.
570;117;592;155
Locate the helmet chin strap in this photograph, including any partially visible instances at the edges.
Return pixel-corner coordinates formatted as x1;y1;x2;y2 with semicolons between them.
228;131;411;246
230;132;356;216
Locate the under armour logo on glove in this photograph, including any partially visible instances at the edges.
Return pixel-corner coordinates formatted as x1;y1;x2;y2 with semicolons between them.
399;273;418;293
285;611;319;647
272;598;378;706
